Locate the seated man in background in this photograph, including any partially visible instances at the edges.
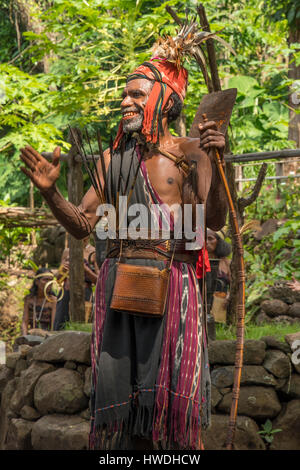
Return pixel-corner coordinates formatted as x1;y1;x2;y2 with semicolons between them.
54;236;99;330
22;268;57;334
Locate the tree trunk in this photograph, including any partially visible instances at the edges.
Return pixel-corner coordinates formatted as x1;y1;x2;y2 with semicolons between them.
67;131;85;323
225;158;240;325
12;0;54;73
29;180;37;245
288;20;300;147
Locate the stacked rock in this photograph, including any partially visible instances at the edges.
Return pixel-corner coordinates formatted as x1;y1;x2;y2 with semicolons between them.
1;331;300;450
0;331;91;450
204;334;300;450
256;282;300;325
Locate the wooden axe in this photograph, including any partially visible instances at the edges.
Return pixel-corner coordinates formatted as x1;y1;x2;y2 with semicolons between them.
188;88;237;137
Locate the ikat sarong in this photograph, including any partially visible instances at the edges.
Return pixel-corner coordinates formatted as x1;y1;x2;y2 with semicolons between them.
89;140;211;450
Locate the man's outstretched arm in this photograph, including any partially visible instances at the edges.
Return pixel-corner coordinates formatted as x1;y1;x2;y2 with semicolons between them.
40;184;96;239
20;145;110;239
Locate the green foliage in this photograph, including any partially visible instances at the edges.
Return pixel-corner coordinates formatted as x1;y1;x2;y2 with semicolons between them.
258;419;282;445
0;3;18;63
22;258;39;271
0;225;31;266
0;0;297;205
239;172;300;318
263;0;299;28
0;271;33;352
216;321;300;341
0;197;32;266
243;219;300;322
228;75;293;154
243;178;299;221
243;213;300;315
199;0;297;154
21;0;180;134
0;63;68;202
64;321;92;332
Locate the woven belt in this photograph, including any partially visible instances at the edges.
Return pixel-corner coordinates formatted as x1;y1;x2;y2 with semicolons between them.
106;239;198;264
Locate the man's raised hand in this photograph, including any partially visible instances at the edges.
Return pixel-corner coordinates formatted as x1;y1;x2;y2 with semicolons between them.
20;145;61;192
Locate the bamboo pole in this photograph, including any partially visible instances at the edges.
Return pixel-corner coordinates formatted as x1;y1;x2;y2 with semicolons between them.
236;174;300;182
41;149;300;164
225;148;300;163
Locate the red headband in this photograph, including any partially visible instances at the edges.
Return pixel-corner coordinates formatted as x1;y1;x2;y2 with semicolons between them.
113;60;188;149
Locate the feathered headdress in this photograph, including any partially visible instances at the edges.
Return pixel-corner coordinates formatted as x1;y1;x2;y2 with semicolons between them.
151;20;235;84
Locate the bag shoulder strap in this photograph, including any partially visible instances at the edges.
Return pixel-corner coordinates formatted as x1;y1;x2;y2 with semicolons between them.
158;147;190;177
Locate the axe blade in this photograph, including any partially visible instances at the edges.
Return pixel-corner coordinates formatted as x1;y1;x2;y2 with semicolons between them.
188;88;237;137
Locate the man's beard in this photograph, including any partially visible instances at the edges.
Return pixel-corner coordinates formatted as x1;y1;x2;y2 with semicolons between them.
122;107;144;133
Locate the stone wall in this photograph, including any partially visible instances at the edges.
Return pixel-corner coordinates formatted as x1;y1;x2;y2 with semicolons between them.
204;333;300;450
256;281;300;325
1;330;299;450
0;331;91;450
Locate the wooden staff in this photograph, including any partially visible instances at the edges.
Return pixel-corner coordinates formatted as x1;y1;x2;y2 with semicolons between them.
219;151;245;450
197;2;245;447
203;113;245;450
165;3;245;449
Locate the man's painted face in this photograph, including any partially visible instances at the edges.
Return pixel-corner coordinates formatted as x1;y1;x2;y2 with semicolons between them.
121;78;153;133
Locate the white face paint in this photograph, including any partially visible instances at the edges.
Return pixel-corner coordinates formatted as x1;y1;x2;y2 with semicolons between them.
122;107;144;133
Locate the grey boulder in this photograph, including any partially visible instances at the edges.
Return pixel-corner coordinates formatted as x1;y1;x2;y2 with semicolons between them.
34;368;88;415
32;331;91;365
217;386;281;420
31;414;89;450
203;414;265;450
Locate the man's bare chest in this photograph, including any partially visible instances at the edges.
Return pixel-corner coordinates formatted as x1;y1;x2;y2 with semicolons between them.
144;153;183;204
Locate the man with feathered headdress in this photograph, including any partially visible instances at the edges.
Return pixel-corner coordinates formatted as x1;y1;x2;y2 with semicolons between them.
20;27;228;450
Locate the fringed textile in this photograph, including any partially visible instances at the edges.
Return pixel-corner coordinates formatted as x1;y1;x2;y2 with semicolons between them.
89;141;211;450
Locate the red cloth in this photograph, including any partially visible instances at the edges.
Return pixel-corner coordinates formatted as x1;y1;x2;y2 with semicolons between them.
133;60;188;102
196;248;211;279
113;60;188;149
